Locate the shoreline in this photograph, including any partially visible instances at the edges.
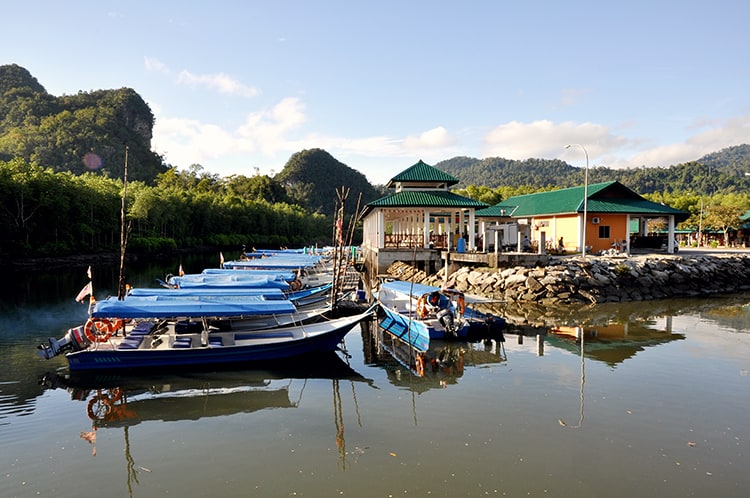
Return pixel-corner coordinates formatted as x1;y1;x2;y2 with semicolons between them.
386;252;750;306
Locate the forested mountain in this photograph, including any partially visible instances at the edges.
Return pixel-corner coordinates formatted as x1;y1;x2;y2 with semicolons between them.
436;145;750;196
436;157;579;189
0;64;166;183
275;148;383;216
698;144;750;176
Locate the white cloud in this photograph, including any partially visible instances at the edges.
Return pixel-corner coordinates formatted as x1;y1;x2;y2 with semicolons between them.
236;97;307;154
176;70;260;98
483;120;629;162
624;114;750;168
481;115;750;171
153;97;308;170
152;116;237;167
402;126;455;150
144;56;169;74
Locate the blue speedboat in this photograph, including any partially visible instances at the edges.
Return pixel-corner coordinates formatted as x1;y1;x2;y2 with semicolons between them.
377;280;471;341
37;295;376;373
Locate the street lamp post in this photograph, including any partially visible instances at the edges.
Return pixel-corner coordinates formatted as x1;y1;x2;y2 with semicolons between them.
566;144;589;257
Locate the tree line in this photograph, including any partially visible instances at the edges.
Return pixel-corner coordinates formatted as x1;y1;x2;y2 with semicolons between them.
0;159;333;262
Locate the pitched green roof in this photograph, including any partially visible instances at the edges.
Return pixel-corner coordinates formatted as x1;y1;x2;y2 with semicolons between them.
363;190;488;216
476;181;688;220
387;160;459;187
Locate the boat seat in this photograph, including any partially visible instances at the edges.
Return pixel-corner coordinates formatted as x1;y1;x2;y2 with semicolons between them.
129;322;155;335
173;336;192;348
209;336;224;347
118;336;144;349
175;320;202;334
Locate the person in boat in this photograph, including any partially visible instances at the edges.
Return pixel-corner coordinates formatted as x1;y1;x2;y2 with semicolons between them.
426;291;460;338
427;291;451;312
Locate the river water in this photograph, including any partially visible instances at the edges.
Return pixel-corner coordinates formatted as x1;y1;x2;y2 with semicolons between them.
1;255;749;497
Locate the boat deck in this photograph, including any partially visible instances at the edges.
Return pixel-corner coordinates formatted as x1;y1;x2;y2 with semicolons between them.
100;323;308;352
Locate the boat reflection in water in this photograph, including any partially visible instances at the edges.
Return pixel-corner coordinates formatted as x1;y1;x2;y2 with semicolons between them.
40;352;374;468
362;320;507;391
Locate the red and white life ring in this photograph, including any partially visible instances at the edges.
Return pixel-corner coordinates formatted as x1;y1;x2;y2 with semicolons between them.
84;318;114;343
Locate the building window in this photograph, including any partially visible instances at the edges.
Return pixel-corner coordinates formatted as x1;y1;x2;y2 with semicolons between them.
598;226;610;238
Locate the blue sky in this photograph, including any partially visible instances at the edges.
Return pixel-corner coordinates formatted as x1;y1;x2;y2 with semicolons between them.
4;1;749;185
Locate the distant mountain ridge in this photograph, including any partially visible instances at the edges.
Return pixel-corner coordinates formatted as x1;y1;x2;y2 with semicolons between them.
435;144;750;195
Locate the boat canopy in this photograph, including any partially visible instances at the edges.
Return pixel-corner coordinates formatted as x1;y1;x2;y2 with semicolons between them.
200;268;297;281
92;295;297;319
223;254;324;270
128;287;287;298
167;274;289;290
380;280;443;298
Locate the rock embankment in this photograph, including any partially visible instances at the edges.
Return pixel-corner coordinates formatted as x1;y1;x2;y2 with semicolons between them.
385;254;750;305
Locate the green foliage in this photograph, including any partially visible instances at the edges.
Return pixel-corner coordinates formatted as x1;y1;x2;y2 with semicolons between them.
128;236;178;254
0;158;340;261
614;264;632;278
0;65;166;183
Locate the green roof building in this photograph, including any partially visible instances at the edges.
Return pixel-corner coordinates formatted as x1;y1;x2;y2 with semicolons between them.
361;160;488;273
476;181;688;254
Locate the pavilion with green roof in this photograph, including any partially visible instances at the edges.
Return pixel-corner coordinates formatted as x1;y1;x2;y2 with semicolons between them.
475;181;689;254
361;160;488;273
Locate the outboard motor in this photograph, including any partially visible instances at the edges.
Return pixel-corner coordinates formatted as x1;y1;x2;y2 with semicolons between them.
436;308;458;338
37;325;91;360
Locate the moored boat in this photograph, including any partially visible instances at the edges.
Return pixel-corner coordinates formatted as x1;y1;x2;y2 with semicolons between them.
377;280;472;340
165;273;291;290
128;282;334;308
37;295;376;372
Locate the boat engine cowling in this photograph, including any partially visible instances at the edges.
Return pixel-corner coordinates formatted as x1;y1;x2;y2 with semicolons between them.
436;308;458;338
37;325;91;360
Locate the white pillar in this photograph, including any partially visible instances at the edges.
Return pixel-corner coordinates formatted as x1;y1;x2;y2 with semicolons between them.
625;214;631;254
423;209;430;248
468;210;476;251
378;210;385;248
668;215;676;253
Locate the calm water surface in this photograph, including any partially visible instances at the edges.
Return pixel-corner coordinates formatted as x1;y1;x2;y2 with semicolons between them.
1;258;749;497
